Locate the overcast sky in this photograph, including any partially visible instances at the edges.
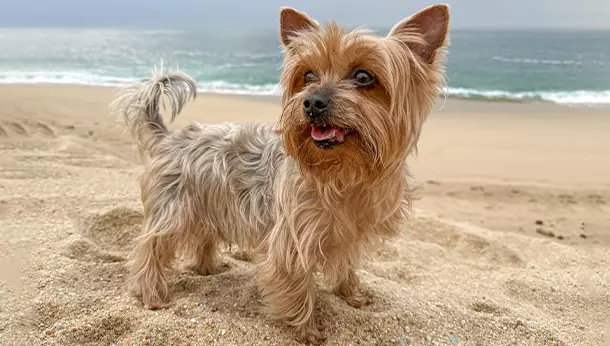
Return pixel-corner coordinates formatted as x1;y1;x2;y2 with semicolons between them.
1;0;609;30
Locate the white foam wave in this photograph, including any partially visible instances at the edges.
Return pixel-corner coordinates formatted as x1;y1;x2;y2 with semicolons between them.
195;81;280;96
0;70;137;87
493;56;582;66
0;70;281;96
0;71;607;106
447;87;610;106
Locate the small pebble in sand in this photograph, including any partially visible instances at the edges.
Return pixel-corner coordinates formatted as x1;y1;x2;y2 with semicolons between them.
536;228;555;237
514;320;525;329
580;234;588;239
535;220;544;225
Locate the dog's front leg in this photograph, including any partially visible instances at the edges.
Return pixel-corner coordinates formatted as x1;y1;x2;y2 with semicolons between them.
331;265;369;308
324;253;369;309
258;239;325;344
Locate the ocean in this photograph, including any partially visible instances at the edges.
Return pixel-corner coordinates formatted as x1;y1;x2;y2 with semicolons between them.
0;28;608;107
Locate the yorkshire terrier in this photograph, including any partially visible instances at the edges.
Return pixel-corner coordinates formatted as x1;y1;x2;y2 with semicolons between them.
112;4;449;344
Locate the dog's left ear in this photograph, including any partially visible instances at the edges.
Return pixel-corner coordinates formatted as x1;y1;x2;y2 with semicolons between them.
388;4;450;63
280;7;319;46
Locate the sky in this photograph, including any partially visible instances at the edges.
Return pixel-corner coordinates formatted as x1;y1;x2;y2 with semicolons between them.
0;0;609;30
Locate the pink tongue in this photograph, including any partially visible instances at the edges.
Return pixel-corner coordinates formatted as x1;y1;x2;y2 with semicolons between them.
311;126;348;142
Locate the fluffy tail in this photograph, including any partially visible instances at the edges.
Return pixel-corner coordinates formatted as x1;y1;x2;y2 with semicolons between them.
111;65;198;158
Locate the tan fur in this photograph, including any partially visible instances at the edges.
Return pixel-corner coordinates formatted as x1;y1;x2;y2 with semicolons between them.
113;4;449;344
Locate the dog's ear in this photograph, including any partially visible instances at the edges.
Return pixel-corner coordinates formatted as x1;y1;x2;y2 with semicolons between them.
388;4;450;63
280;7;319;46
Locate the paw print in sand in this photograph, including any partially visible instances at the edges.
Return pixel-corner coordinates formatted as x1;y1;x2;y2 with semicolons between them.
0;120;57;138
65;207;143;263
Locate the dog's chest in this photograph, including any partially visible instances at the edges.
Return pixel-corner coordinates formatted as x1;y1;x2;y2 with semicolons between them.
324;191;406;241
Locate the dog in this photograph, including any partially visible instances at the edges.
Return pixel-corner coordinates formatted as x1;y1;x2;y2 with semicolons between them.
111;4;449;344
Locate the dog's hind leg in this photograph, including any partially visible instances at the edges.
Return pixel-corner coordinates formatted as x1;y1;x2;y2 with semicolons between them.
127;221;179;309
185;236;219;276
127;176;191;309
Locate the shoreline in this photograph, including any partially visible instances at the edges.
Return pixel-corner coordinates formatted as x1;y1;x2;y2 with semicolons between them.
0;82;609;110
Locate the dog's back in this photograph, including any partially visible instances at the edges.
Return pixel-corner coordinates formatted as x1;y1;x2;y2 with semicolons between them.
148;120;285;247
112;68;287;307
112;66;286;248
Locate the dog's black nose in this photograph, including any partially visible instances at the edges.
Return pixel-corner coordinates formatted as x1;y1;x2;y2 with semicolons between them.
303;94;330;119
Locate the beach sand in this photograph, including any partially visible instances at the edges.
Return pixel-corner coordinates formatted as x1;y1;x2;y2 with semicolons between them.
0;85;609;345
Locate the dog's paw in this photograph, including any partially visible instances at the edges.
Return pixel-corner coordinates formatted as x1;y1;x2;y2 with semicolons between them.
295;324;326;345
185;261;230;276
342;290;370;309
334;286;370;309
144;302;172;310
136;293;172;310
130;285;172;310
185;264;218;276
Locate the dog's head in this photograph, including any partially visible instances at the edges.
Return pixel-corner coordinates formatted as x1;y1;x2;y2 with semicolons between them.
278;5;450;184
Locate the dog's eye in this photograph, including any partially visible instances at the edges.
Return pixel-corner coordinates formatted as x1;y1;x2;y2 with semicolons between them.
304;70;317;84
353;69;375;88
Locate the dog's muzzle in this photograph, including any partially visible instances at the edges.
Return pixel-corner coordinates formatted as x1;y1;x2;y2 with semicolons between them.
303;93;331;122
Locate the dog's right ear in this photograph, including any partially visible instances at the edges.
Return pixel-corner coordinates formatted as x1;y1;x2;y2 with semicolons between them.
280;7;318;46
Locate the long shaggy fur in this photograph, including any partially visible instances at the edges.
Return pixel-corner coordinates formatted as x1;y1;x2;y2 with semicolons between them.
115;4;450;345
111;66;198;158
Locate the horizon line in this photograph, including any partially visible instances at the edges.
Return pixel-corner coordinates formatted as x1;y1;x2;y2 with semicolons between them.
0;25;609;32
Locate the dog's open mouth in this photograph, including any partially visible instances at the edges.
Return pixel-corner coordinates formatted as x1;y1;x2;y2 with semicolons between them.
311;125;352;150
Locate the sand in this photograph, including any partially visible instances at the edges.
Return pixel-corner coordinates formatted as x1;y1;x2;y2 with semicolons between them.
0;85;609;346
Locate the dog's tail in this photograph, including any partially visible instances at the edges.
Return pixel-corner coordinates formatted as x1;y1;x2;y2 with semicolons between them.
111;64;198;158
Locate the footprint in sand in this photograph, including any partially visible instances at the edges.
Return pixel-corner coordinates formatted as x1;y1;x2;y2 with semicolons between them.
84;207;143;252
64;207;143;263
64;239;126;263
558;194;577;205
405;217;524;268
7;121;29;136
34;121;56;137
0;120;58;138
37;136;133;168
587;194;606;205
